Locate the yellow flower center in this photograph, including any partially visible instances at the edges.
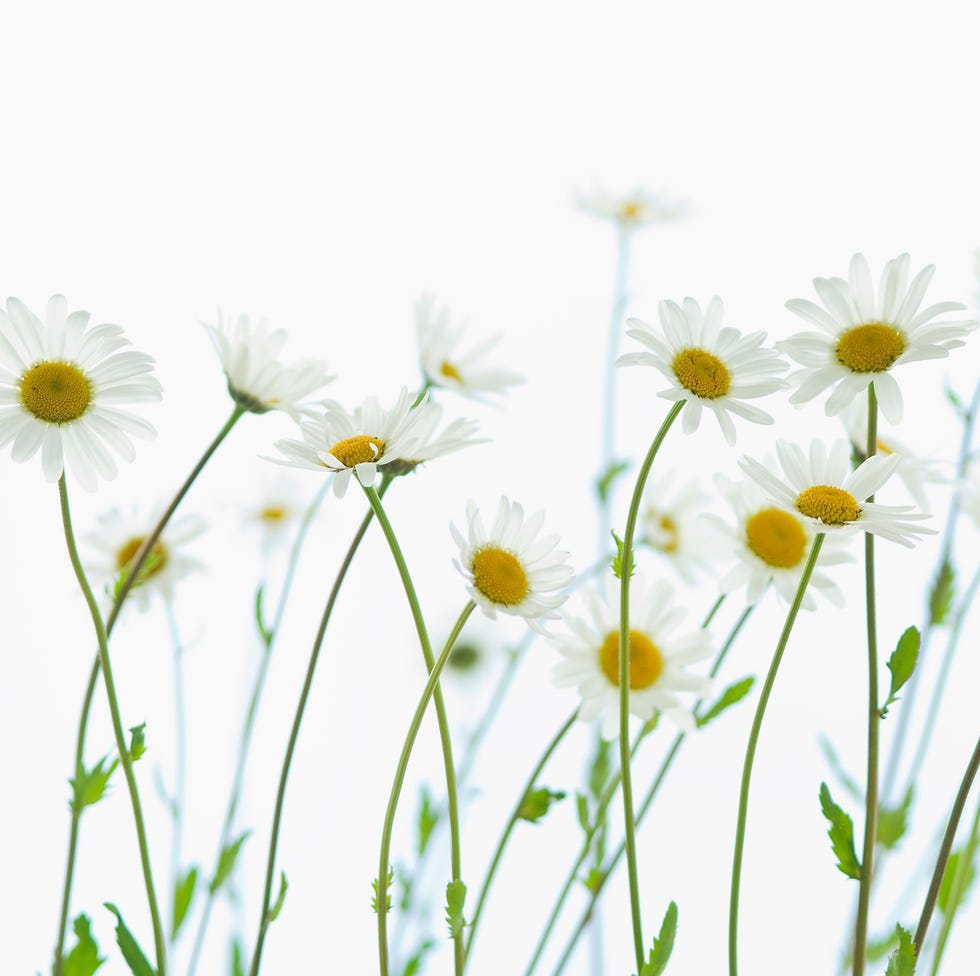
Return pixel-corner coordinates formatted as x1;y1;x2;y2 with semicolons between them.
745;508;807;568
19;361;92;423
650;511;679;553
835;323;906;373
471;546;529;606
115;536;168;579
620;201;641;220
440;360;462;382
258;505;289;522
329;435;385;468
599;629;664;690
796;485;860;526
671;348;731;399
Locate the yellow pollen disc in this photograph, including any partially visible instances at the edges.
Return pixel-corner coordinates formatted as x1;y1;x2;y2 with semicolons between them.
115;536;168;579
19;361;92;424
620;201;641;219
651;512;679;553
470;546;529;606
745;508;807;568
259;505;288;522
329;435;385;468
671;348;731;399
599;629;663;690
835;323;906;373
796;485;860;526
440;360;462;382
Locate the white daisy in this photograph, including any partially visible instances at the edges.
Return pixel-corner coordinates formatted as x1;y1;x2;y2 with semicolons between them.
551;574;713;738
450;496;574;633
0;295;161;490
415;295;522;401
779;253;977;424
204;311;333;416
739;439;936;548
616;297;788;446
383;400;485;477
574;185;687;229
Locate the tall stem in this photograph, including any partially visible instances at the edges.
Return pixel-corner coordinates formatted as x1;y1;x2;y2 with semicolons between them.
164;601;187;946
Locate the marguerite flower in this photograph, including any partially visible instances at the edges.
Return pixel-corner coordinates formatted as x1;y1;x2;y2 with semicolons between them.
780;253;977;424
415;295;522;401
451;497;574;633
739;439;935;547
617;297;788;445
205;312;333;416
0;295;161;490
574;185;687;229
551;575;713;737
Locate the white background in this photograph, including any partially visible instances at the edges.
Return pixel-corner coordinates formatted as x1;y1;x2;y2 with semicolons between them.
2;2;980;974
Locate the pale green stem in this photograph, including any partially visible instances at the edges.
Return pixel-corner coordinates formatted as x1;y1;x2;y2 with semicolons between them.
58;475;168;975
729;536;825;976
164;601;187;946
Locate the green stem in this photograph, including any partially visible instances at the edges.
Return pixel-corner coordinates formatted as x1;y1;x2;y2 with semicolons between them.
164;601;187;947
58;475;168;975
729;535;824;976
619;399;684;971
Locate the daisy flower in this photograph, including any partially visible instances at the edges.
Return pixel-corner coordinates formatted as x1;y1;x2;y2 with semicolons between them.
574;185;687;229
205;311;333;416
617;297;788;446
780;253;977;424
0;295;161;490
739;439;935;548
451;496;574;633
415;295;522;401
551;575;713;737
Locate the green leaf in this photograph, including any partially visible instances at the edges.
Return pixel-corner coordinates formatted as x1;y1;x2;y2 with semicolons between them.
209;831;251;895
596;459;631;505
582;867;604;894
817;736;862;802
928;559;956;627
587;736;612;801
696;677;755;728
883;925;916;976
171;866;198;940
103;903;156;976
881;627;919;717
417;784;439;855
877;787;914;850
638;900;678;976
402;938;435;976
611;530;635;580
63;913;106;976
70;756;120;814
945;382;966;418
128;724;147;763
819;782;862;880
372;867;393;914
266;872;288;923
445;880;467;939
575;792;590;833
254;584;273;645
865;926;902;962
938;847;978;915
517;786;566;823
230;939;245;976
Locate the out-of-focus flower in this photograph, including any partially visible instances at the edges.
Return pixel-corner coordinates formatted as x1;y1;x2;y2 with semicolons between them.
574;185;687;229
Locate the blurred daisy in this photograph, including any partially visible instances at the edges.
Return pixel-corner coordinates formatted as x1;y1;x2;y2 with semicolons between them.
551;575;712;737
640;471;719;583
383;400;485;477
780;253;977;424
86;507;206;611
574;185;687;229
739;439;935;547
0;295;161;490
205;312;333;416
617;297;787;445
415;295;522;401
451;496;574;633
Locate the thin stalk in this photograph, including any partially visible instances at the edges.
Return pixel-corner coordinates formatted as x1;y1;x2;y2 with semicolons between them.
164;601;187;945
729;536;825;976
58;475;168;974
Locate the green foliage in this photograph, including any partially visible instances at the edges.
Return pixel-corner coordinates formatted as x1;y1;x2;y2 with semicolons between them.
70;755;119;814
103;903;156;976
517;786;567;824
209;831;251;896
696;677;755;729
817;736;862;801
582;867;604;894
372;868;393;915
267;872;288;923
596;459;630;505
254;584;274;646
938;847;977;915
877;787;914;850
63;913;105;976
637;900;678;976
881;627;920;718
575;792;590;833
128;724;147;763
445;880;467;939
417;785;439;855
883;925;916;975
945;381;966;418
171;866;198;940
587;736;612;801
819;782;862;880
865;926;902;963
928;559;956;627
230;939;245;976
402;939;435;976
611;530;635;579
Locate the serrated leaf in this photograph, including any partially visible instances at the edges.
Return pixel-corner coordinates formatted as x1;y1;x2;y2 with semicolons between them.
929;560;956;627
596;459;631;505
70;756;120;814
881;627;919;717
266;872;288;923
230;939;245;976
817;736;863;802
372;867;393;914
254;585;273;645
819;782;862;880
865;926;902;962
883;925;915;976
63;913;106;976
696;677;755;728
171;866;197;940
638;900;678;976
877;787;914;850
103;903;156;976
517;786;566;824
417;784;439;855
938;847;978;915
128;724;147;763
610;530;635;580
209;831;250;895
575;792;590;833
445;880;467;939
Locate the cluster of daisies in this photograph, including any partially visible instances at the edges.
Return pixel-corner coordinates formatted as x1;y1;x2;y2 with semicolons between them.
1;250;975;736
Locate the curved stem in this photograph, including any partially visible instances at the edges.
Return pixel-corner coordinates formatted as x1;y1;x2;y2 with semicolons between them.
729;535;824;976
58;475;168;974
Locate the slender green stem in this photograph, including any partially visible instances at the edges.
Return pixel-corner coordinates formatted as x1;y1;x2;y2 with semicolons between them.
618;399;684;971
853;387;880;976
58;475;168;975
729;536;824;976
164;601;187;946
376;602;475;976
53;406;244;976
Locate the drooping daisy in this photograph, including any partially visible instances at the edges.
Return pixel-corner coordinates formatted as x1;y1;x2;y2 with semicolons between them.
574;185;687;230
779;253;977;424
415;295;522;401
382;400;485;477
451;497;574;633
0;295;161;490
204;312;333;416
616;297;788;445
551;574;713;737
739;439;935;548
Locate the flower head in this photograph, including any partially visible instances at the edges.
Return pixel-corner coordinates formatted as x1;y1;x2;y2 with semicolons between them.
779;253;977;424
551;575;713;737
451;497;574;633
574;185;687;229
617;297;788;445
0;295;161;490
